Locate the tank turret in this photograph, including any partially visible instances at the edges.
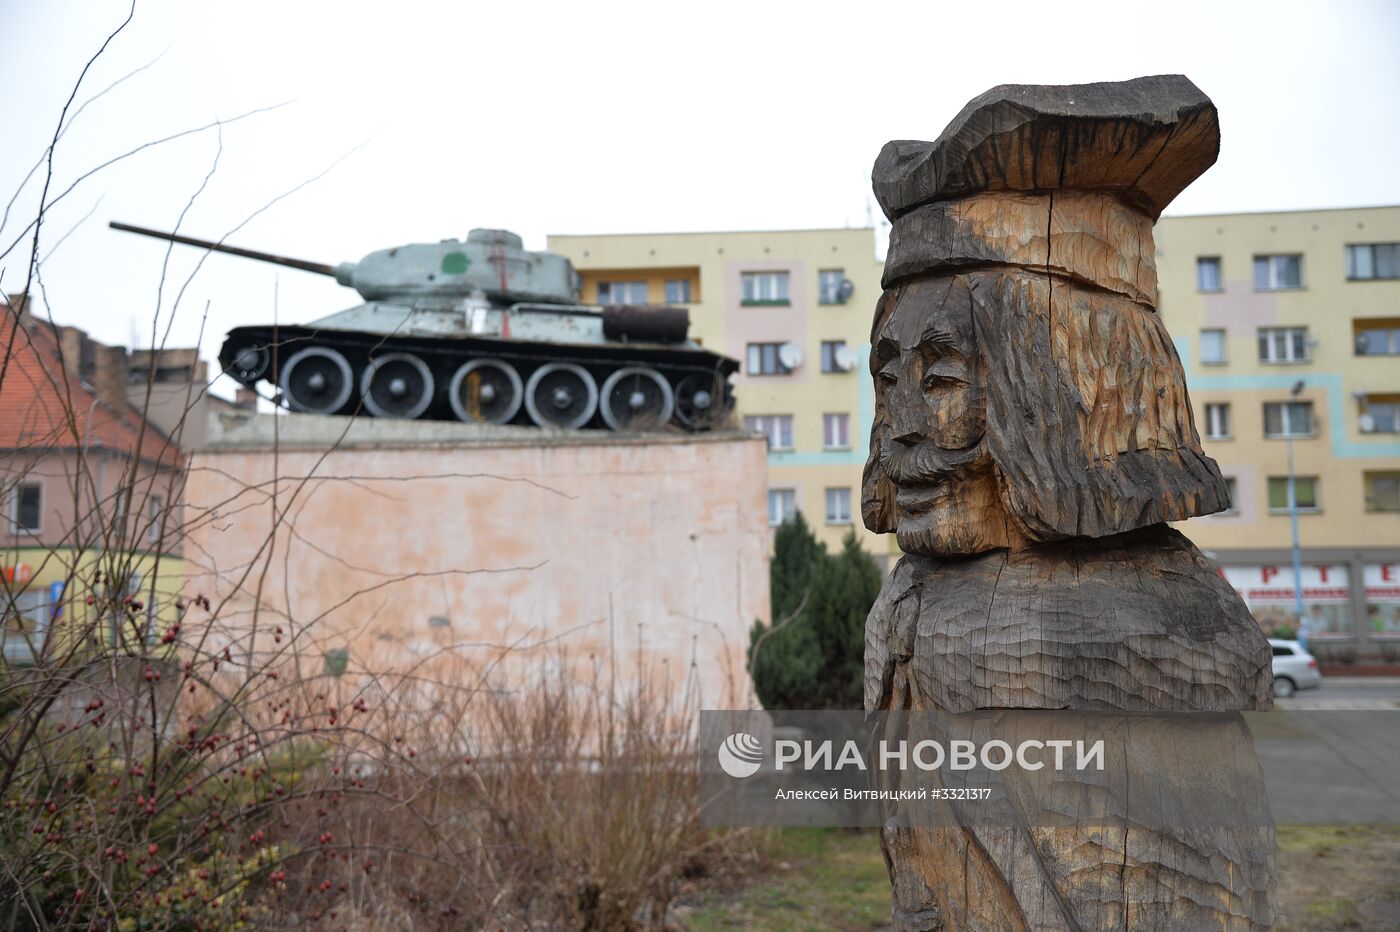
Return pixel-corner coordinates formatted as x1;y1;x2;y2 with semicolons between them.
110;222;736;432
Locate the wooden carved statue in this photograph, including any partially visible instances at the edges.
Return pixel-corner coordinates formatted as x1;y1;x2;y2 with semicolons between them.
864;76;1277;930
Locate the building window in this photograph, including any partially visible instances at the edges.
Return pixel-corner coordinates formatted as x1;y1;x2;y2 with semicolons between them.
1360;396;1400;434
1267;476;1319;512
1263;401;1314;438
664;279;692;303
825;487;852;524
1221;564;1350;636
820;340;848;373
1;589;51;664
768;489;798;526
1215;477;1239;515
1257;327;1310;363
1365;472;1400;513
1196;257;1222;291
597;281;648;304
745;414;794;451
818;269;847;305
1355;322;1400;355
1200;328;1227;364
143;599;160;646
1203;403;1231;440
147;496;163;544
11;483;41;533
1253;254;1303;290
823;413;850;449
1346;243;1400;281
1365;563;1400;634
746;342;791;376
741;271;790;305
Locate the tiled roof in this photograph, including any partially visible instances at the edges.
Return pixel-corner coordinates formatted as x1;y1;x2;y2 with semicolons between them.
0;310;183;468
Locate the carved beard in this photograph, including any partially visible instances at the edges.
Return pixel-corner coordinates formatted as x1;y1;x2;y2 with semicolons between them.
881;438;1021;556
881;437;988;488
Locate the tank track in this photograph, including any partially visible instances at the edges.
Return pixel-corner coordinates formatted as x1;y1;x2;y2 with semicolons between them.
218;325;738;433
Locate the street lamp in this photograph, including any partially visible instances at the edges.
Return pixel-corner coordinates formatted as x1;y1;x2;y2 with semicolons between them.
1286;378;1306;649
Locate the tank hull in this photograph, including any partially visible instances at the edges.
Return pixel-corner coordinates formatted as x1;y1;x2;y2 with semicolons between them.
219;324;738;433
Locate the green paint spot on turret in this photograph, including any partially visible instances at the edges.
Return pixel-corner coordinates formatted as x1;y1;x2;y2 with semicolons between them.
441;252;470;275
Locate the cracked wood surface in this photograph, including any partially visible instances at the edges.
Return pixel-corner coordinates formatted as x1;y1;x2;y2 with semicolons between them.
864;75;1276;930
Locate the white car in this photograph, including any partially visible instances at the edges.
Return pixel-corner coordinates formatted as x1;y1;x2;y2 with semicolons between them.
1269;639;1321;698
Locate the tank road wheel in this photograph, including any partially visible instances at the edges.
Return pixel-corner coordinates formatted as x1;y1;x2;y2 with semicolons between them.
360;352;435;419
449;359;523;424
673;372;729;430
524;362;598;430
227;344;270;383
599;367;675;432
280;347;354;414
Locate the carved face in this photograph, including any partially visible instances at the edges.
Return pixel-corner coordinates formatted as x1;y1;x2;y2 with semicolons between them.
872;277;1019;556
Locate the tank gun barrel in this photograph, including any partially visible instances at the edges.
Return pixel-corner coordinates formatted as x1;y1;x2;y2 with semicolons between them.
109;221;339;277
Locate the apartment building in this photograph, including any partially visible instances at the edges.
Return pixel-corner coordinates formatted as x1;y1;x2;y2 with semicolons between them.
1157;206;1400;662
551;209;1400;660
546;228;892;559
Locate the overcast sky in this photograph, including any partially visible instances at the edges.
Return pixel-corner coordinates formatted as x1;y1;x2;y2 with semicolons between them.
2;0;1397;390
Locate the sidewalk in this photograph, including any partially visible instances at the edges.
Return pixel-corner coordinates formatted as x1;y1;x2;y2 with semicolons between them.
1319;666;1400;678
1315;676;1400;686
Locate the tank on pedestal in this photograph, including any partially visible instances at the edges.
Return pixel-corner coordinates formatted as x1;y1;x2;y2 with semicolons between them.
111;222;737;432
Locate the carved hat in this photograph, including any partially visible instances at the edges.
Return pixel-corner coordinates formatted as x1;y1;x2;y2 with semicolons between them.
874;74;1219;304
863;76;1231;545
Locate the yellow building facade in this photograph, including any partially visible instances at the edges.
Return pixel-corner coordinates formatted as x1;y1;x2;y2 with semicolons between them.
551;209;1400;661
547;228;893;560
1157;206;1400;662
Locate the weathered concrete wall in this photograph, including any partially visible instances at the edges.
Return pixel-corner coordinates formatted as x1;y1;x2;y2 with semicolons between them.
184;412;769;708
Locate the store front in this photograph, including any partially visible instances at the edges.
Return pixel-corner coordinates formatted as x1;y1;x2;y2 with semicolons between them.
1365;562;1400;660
0;549;183;665
1215;555;1400;664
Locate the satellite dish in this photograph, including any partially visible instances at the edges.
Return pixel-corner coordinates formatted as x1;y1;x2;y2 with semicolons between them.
833;345;858;372
1360;414;1377;433
778;342;803;371
837;279;855;302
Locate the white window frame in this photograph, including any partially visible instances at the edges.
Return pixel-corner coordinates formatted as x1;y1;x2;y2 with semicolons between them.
825;487;852;525
746;342;791;376
1214;476;1239;516
1257;327;1310;364
1362;400;1400;434
1263;401;1315;439
1346;243;1400;281
1253;254;1303;291
1203;403;1231;440
741;271;790;304
663;279;692;303
1200;328;1227;365
768;489;798;526
744;415;794;451
1365;473;1400;513
147;496;164;544
822;412;850;450
1267;476;1320;513
10;482;42;534
598;280;648;304
1196;257;1222;292
1355;324;1400;356
820;340;847;373
1;589;51;663
818;269;846;305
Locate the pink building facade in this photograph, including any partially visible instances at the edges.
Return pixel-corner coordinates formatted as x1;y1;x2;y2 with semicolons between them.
183;413;770;708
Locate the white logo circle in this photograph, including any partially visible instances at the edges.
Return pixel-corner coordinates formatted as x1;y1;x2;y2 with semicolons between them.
717;732;763;778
